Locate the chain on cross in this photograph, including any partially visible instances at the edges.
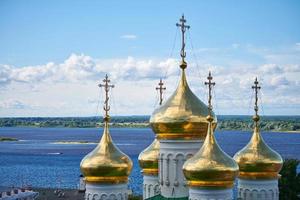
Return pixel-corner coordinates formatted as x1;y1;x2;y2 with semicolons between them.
176;14;190;64
205;71;216;114
156;78;166;105
99;74;114;121
252;77;261;117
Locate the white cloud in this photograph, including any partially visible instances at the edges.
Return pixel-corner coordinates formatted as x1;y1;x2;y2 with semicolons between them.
270;76;290;87
0;65;12;85
259;64;282;74
0;49;300;116
120;34;137;40
2;54;174;85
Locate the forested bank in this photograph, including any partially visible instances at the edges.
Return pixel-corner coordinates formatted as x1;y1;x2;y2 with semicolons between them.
0;115;299;132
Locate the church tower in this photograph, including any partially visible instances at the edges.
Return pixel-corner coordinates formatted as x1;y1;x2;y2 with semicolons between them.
183;72;239;200
139;79;166;199
149;15;217;198
234;78;283;200
80;75;133;200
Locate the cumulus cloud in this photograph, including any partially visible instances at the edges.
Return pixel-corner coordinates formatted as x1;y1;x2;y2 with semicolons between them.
270;76;290;87
120;34;137;40
0;52;299;116
283;64;300;73
0;54;179;87
259;64;283;74
0;65;12;85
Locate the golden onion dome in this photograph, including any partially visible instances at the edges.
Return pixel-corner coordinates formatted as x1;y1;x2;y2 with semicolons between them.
233;121;283;180
183;115;239;188
150;64;217;140
80;123;133;184
138;138;160;175
234;77;283;180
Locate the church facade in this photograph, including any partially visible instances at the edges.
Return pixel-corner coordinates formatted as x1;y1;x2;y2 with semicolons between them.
139;16;283;200
80;16;283;200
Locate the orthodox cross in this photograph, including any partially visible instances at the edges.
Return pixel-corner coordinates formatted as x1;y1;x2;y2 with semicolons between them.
99;74;114;121
156;78;166;105
252;77;261;117
176;14;190;64
205;71;216;114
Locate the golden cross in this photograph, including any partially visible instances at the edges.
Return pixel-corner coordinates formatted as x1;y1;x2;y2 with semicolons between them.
99;74;114;121
252;77;261;117
205;71;216;113
156;78;166;105
176;14;190;66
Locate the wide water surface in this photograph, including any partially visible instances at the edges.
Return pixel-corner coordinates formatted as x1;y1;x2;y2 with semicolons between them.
0;127;299;194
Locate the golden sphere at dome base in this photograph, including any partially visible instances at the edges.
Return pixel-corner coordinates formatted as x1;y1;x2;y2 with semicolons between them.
142;169;159;176
151;122;217;140
187;180;234;188
84;176;129;184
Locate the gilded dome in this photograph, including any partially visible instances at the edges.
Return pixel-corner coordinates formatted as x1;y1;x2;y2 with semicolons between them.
233;125;283;180
150;65;217;140
138;138;160;175
80;123;133;183
234;77;283;180
183;116;239;188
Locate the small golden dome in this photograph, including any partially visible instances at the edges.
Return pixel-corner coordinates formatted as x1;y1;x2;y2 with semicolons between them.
233;125;283;179
183;118;239;188
80;123;133;183
150;68;217;140
138;138;160;175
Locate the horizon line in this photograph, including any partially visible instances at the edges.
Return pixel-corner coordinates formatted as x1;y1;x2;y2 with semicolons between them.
1;114;299;118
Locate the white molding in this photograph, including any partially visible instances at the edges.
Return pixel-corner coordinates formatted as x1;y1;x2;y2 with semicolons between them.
237;178;279;200
85;183;128;200
159;140;203;198
143;174;160;199
189;187;233;200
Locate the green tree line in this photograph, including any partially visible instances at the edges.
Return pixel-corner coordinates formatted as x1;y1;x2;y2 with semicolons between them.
0;115;299;131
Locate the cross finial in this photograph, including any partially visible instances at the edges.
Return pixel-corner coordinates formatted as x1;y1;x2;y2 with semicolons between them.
205;71;216;116
252;77;261;124
99;74;114;122
176;14;190;69
156;78;166;105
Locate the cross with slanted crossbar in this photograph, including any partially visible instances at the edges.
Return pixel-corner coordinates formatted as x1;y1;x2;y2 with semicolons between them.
205;71;216;113
99;74;114;121
176;14;190;64
252;77;261;117
156;78;166;105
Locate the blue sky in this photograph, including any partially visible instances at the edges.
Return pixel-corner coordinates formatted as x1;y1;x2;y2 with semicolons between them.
0;0;300;116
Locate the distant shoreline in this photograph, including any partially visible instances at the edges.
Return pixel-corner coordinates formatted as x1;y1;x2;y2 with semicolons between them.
0;124;299;134
0;116;299;132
